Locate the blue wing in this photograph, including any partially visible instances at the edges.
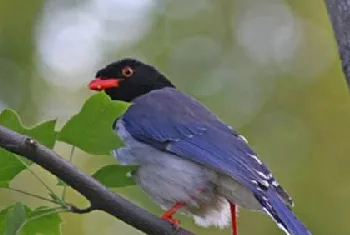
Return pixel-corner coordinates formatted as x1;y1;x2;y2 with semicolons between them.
122;88;310;235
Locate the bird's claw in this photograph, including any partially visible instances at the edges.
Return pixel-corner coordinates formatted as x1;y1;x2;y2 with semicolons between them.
161;214;181;227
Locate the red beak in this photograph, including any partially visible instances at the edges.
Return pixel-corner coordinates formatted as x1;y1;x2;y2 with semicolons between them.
89;78;120;91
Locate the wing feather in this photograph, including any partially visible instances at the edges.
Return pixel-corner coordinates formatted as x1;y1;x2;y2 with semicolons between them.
121;88;311;234
123;88;292;205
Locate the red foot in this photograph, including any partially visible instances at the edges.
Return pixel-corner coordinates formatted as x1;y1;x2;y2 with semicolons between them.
161;201;185;227
160;187;206;228
161;214;181;226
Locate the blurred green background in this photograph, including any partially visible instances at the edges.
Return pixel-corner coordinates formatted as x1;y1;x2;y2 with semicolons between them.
0;0;349;234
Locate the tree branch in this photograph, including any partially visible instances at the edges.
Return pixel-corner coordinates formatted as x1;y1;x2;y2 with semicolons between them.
0;125;195;235
324;0;350;87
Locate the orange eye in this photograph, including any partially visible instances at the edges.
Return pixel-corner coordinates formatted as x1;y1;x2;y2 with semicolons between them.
121;66;134;78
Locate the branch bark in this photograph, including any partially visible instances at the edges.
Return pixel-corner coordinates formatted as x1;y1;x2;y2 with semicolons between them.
0;125;195;235
324;0;350;87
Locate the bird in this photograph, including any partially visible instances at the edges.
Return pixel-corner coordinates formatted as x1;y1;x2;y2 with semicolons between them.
88;58;311;235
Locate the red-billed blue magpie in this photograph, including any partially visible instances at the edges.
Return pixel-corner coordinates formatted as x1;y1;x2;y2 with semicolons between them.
89;58;311;235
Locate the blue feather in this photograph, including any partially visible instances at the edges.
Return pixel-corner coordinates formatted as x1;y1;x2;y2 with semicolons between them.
122;87;311;235
258;190;311;235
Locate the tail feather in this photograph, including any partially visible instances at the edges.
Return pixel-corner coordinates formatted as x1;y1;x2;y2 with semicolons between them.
257;190;311;235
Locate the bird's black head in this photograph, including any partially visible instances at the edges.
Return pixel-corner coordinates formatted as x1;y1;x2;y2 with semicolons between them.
89;58;175;102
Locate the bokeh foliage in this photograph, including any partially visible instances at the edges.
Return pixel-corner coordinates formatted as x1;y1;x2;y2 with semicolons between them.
0;0;349;234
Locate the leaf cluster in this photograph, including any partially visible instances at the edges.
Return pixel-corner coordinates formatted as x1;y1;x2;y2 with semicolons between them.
0;93;133;234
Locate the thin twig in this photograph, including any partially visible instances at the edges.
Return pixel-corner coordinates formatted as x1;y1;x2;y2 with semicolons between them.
15;155;67;207
34;206;63;212
69;204;95;214
7;187;60;205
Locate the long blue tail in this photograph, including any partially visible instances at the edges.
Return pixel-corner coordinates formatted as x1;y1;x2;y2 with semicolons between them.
257;190;311;235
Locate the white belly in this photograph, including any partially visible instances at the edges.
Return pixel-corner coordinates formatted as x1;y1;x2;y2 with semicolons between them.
113;119;260;228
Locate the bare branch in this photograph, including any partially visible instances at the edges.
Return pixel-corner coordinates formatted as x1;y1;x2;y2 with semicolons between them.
324;0;350;87
0;125;195;235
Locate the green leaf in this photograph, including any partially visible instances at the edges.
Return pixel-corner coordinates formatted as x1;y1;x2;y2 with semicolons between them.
0;203;27;235
0;206;8;234
0;150;27;188
0;110;57;188
92;165;137;188
0;204;62;235
0;110;57;148
58;92;129;155
5;203;26;235
19;207;62;235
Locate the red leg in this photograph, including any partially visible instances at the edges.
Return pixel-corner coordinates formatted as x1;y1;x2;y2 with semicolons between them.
161;201;185;226
229;201;238;235
161;186;206;226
